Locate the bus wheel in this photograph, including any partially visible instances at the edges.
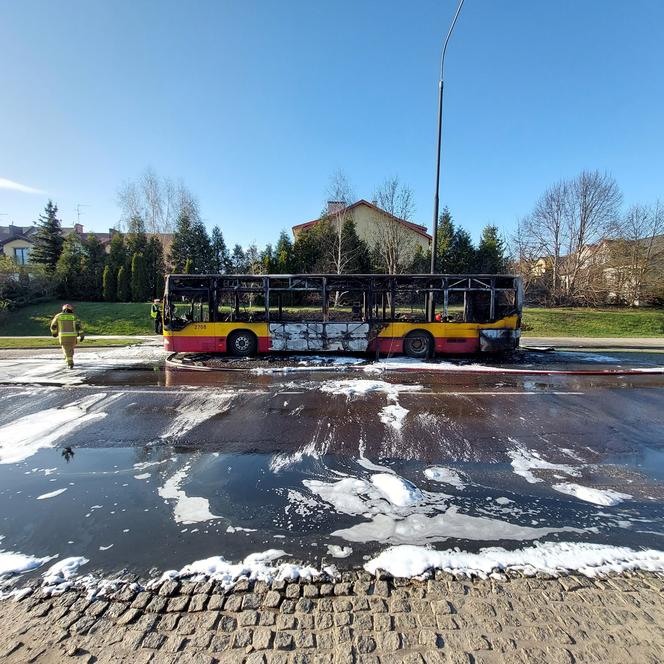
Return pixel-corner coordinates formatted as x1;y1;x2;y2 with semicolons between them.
404;331;432;358
227;330;258;357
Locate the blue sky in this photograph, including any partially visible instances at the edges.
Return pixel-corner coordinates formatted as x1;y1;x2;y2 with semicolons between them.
1;0;663;247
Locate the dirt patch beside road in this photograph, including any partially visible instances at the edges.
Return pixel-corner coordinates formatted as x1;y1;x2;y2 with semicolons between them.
1;571;662;663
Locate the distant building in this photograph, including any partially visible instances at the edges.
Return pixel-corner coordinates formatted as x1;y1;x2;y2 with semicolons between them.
0;225;38;265
292;199;431;263
0;223;173;264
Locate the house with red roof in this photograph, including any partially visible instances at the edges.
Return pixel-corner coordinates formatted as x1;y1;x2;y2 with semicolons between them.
292;199;431;266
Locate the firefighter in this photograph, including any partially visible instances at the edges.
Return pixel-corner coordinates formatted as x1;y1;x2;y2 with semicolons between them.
50;304;84;369
150;299;163;334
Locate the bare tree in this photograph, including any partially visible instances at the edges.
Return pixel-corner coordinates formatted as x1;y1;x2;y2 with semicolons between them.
509;216;542;299
372;176;417;274
517;170;622;305
609;202;664;304
563;170;622;300
324;170;357;275
525;179;570;303
117;168;200;233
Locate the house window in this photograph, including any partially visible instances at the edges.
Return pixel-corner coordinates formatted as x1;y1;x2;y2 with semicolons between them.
13;247;30;265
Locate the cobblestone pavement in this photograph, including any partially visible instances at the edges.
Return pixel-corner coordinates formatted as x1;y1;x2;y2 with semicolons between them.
1;571;662;664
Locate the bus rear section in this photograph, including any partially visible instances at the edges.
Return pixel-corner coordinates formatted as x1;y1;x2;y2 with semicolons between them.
161;273;522;357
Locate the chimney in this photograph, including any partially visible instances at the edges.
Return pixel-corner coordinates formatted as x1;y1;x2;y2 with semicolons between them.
74;223;84;234
326;201;345;215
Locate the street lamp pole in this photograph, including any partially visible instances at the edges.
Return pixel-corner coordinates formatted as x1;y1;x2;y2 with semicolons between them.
430;0;465;278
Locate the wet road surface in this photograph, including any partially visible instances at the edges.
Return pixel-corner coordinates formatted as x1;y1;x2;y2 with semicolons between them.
0;343;663;580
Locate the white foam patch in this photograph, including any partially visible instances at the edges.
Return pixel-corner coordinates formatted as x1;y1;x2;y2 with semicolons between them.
357;440;392;473
133;473;151;480
160;391;234;440
327;545;353;559
555;352;620;364
158;463;221;525
270;429;333;473
364;541;664;578
333;506;576;545
379;404;409;431
133;459;172;471
507;439;580;484
42;556;89;595
320;379;421;399
284;489;320;518
371;473;423;507
36;488;67;500
0;551;53;577
297;356;364;366
364;357;506;373
304;477;374;516
423;467;467;489
364;356;664;375
152;550;319;590
552;483;632;506
305;469;576;546
252;355;365;374
0;394;109;464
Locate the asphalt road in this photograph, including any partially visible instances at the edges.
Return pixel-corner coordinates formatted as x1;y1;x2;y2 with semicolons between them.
0;344;663;579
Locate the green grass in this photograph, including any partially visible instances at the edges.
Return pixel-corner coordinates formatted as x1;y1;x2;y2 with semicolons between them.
0;338;138;349
522;307;664;337
0;301;154;336
1;300;662;338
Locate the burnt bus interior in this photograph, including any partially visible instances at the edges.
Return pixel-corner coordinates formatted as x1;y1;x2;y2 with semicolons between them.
163;275;522;331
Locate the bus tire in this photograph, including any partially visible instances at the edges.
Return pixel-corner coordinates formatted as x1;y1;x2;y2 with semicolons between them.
227;330;258;357
404;330;433;358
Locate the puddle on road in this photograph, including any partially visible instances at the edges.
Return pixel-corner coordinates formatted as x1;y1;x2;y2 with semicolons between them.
1;445;662;579
1;347;663;583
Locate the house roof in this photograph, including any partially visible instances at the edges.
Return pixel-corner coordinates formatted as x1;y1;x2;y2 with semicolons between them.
0;225;38;245
0;223;172;250
292;199;432;242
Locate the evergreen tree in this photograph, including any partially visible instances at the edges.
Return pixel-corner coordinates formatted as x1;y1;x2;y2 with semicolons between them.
169;211;193;272
211;226;230;273
82;233;106;300
340;219;371;273
246;244;263;275
102;264;116;302
293;227;329;273
275;230;294;273
55;233;86;299
31;200;64;273
261;244;276;273
409;245;431;273
108;233;127;275
230;244;247;273
116;265;131;301
170;212;214;273
126;215;148;255
447;227;476;273
154;271;165;300
435;207;455;273
131;252;150;301
144;236;165;298
476;224;507;273
190;220;214;273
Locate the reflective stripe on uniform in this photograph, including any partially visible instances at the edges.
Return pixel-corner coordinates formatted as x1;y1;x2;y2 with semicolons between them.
57;313;78;337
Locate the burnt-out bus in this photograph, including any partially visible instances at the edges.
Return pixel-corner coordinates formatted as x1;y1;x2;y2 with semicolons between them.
161;273;523;357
